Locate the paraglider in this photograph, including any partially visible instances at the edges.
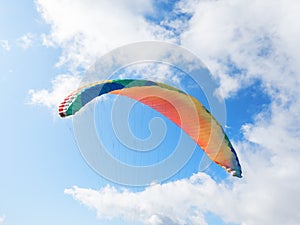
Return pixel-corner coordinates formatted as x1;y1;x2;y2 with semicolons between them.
59;79;242;178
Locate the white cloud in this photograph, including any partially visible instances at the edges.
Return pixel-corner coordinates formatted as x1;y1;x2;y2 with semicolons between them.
0;40;10;51
17;33;35;49
0;215;5;225
28;74;81;113
177;0;300;98
29;0;175;111
65;133;300;225
65;173;220;225
36;0;173;70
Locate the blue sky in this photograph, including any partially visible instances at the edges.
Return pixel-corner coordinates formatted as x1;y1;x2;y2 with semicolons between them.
1;0;300;225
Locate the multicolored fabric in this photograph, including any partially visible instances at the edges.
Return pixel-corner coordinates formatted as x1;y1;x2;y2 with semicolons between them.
59;79;242;178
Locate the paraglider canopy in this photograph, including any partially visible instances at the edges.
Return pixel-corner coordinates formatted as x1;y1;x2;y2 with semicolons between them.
59;79;242;178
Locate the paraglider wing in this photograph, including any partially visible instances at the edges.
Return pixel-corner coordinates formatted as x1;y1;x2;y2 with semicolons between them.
59;79;242;178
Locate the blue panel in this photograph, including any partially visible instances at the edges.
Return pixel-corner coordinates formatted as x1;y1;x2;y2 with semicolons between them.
80;84;104;106
80;82;125;106
99;82;124;95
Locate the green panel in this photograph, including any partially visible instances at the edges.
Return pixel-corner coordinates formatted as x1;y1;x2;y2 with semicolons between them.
114;79;149;88
156;82;186;94
113;79;135;87
66;96;82;116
